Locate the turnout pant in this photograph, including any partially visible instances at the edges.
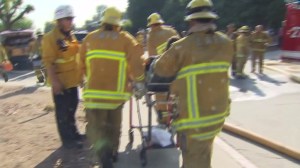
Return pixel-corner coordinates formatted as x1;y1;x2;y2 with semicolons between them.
236;56;247;76
32;59;44;82
251;51;265;73
231;55;237;75
53;87;80;145
179;132;214;168
178;122;224;168
85;105;123;158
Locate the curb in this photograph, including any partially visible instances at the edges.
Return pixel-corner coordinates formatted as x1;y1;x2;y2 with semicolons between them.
264;65;300;84
290;74;300;83
222;123;300;161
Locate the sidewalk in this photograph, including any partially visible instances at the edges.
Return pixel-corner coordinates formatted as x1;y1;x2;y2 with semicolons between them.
116;101;248;168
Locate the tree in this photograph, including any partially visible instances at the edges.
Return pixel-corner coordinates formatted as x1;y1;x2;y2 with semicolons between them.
44;21;55;33
81;5;107;31
127;0;167;33
160;0;190;32
0;0;34;30
126;0;286;34
11;17;32;30
213;0;286;31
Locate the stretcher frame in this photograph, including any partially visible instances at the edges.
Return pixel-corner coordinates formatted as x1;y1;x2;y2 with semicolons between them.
128;82;177;167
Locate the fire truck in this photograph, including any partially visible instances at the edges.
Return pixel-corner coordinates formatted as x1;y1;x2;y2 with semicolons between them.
0;29;34;70
281;0;300;60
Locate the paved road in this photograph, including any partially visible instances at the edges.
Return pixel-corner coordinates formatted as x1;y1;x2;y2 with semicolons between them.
1;50;299;168
223;50;300;168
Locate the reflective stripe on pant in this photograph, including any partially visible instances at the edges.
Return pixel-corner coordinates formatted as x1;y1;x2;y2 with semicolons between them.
251;51;265;72
85;105;123;157
236;56;247;75
179;132;214;168
53;87;80;144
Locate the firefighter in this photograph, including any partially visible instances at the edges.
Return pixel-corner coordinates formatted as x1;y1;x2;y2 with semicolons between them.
0;42;9;82
250;25;272;74
136;29;145;47
29;31;45;84
146;12;179;125
42;5;83;149
236;26;251;79
226;23;238;76
153;0;233;167
79;7;145;168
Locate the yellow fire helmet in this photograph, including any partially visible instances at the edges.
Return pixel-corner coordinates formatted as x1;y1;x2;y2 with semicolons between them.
147;13;165;27
100;7;122;26
185;0;218;21
238;26;250;33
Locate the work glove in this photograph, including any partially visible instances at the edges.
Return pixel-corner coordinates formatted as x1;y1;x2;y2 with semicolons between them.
133;82;146;99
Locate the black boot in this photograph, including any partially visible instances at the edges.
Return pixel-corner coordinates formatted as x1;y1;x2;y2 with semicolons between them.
100;148;114;168
74;133;86;142
2;73;8;82
112;152;118;163
62;140;83;149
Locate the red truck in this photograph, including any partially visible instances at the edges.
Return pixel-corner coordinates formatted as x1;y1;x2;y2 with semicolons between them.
281;1;300;60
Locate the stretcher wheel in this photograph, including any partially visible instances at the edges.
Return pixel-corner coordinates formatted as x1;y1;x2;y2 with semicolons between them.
129;130;134;144
140;148;147;167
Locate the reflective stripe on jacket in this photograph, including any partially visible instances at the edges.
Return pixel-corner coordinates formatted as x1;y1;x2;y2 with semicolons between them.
42;26;80;89
80;29;145;110
147;25;179;56
154;28;233;139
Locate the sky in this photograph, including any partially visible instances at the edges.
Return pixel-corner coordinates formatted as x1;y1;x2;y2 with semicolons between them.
23;0;128;30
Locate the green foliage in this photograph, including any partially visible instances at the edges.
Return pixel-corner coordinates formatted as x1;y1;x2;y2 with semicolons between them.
127;0;167;33
125;0;287;33
213;0;286;31
44;21;55;33
160;0;189;32
11;18;32;30
122;19;133;31
0;0;34;30
80;5;106;31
